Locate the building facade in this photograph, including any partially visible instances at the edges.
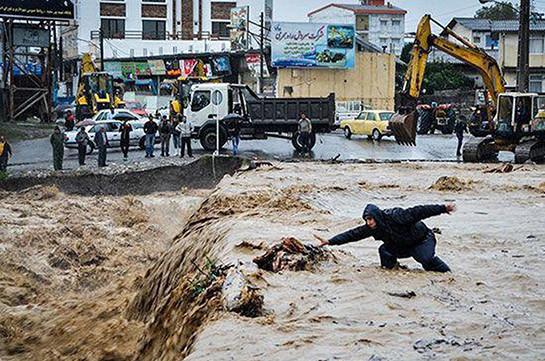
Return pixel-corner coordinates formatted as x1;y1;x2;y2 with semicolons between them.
307;0;406;56
63;0;270;61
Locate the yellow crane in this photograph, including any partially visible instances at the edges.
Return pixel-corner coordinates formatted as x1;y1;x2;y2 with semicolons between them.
390;15;545;163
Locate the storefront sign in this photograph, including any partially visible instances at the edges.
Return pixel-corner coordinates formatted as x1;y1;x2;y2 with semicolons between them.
148;59;166;75
245;53;270;78
212;56;231;76
13;25;50;47
230;6;249;51
271;22;355;69
104;62;122;78
0;0;75;21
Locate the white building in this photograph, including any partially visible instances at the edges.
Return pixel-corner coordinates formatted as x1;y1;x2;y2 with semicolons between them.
307;0;406;56
63;0;270;61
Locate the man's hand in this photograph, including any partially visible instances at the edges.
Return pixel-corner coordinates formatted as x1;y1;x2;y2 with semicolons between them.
445;203;457;214
313;234;329;246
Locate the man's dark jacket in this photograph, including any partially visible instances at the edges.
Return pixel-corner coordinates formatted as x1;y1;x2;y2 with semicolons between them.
144;120;158;135
329;204;447;249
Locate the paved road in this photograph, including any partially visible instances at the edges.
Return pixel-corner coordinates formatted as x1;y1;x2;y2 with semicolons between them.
7;131;513;172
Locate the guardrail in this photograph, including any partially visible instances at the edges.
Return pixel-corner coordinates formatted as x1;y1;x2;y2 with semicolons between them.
90;30;229;41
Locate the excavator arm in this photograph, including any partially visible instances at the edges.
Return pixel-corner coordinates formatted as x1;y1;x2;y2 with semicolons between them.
391;15;506;145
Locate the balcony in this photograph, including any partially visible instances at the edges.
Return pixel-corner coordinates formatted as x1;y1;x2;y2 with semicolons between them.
90;30;229;41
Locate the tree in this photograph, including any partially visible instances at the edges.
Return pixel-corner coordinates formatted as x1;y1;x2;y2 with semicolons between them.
475;1;518;20
422;62;474;93
400;42;413;64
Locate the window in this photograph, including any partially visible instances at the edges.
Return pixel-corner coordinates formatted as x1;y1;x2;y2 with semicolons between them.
101;18;125;39
191;91;211;112
530;75;543;93
473;36;481;44
366;112;378;121
379;112;394;121
212;21;230;38
357;112;367;120
380;20;388;30
356;15;369;31
392;20;401;32
530;36;545;54
143;20;166;40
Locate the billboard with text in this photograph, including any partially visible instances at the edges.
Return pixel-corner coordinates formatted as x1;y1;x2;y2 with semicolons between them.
271;22;355;69
0;0;75;21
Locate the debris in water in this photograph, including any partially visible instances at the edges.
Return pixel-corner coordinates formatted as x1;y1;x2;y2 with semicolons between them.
484;163;514;173
430;176;472;192
387;291;417;299
222;269;263;317
253;237;332;272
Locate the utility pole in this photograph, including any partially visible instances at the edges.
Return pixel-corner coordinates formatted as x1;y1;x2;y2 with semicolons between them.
517;0;530;92
99;28;105;71
259;12;264;94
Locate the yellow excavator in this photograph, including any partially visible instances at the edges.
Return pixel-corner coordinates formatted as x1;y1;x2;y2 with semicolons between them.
76;53;125;120
390;15;545;163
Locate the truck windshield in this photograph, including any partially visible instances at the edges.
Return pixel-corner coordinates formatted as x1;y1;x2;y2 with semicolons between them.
191;90;211;112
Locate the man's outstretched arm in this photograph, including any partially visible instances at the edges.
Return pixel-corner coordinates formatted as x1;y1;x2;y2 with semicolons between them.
389;204;455;224
316;225;372;246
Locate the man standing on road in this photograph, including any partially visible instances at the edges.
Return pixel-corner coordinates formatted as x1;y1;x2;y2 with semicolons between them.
455;116;468;157
0;136;13;172
315;203;455;273
231;117;241;155
298;113;312;153
50;126;65;171
171;117;181;156
119;120;132;161
94;126;109;167
75;126;90;166
176;115;193;158
144;115;158;158
159;115;172;157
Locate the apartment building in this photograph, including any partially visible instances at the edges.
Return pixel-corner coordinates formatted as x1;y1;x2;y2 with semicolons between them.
63;0;260;60
307;0;406;56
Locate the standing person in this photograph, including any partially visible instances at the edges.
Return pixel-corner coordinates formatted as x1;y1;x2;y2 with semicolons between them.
144;115;158;158
94;126;109;167
159;115;172;157
171;117;181;156
50;126;65;171
231;117;241;155
75;126;90;166
455;116;468;157
106;108;115;120
298;113;313;153
65;110;75;131
315;203;455;273
119;120;133;161
0;136;13;172
176;116;193;158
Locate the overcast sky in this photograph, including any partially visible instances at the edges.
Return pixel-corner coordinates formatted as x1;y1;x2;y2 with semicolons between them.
273;0;527;31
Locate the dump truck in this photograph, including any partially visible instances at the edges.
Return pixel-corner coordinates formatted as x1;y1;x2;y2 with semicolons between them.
183;83;336;151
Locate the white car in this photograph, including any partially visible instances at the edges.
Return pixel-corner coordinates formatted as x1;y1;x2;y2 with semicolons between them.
64;120;153;154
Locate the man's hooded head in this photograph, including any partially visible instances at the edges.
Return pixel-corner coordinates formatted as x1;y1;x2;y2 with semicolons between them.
362;204;385;230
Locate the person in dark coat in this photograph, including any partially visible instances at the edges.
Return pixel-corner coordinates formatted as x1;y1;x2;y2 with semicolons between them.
65;110;75;131
0;136;13;172
315;203;455;272
119;120;132;160
159;115;172;157
94;126;109;167
50;126;65;171
455;117;468;157
75;126;90;166
144;115;158;158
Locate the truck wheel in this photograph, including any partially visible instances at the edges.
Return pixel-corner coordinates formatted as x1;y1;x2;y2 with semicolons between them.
344;126;352;139
291;132;317;151
139;136;146;150
200;126;228;151
417;109;433;134
372;129;382;141
86;142;95;155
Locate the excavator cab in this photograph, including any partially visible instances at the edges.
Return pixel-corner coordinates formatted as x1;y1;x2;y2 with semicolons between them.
495;93;535;139
532;95;545;136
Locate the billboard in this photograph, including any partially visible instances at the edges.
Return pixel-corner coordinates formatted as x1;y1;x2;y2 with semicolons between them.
245;53;270;78
230;6;249;51
271;22;355;69
0;0;75;21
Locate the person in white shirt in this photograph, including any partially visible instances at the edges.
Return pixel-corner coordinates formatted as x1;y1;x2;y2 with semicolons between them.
175;115;193;158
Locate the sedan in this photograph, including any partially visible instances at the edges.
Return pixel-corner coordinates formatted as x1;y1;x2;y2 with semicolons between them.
341;110;394;141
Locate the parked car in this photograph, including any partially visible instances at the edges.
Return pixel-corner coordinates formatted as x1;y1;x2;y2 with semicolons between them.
125;101;149;117
92;108;143;122
341;110;394;141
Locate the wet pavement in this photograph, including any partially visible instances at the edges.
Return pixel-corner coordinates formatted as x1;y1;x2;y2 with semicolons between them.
7;131;513;173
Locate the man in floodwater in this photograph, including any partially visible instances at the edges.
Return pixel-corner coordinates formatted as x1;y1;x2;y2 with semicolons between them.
315;203;456;272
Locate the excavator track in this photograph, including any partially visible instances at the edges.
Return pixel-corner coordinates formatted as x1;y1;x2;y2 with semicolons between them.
514;140;545;164
462;136;497;163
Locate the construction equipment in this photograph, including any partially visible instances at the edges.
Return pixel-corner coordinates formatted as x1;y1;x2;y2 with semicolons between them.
390;15;545;163
75;53;125;120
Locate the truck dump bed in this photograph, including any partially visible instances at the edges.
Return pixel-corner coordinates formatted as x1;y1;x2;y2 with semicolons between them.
246;93;336;133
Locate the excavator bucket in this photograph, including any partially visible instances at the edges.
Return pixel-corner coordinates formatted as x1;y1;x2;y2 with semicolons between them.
389;111;417;146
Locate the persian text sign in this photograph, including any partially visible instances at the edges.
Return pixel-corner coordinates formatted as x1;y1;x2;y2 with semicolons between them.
271;22;355;69
0;0;75;21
